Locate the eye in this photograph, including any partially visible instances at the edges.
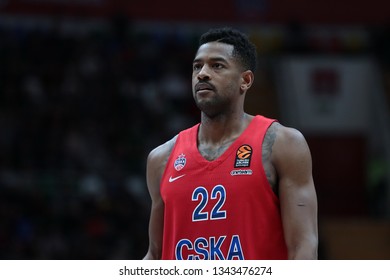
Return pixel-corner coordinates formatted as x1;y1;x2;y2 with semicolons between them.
193;63;202;71
213;63;224;69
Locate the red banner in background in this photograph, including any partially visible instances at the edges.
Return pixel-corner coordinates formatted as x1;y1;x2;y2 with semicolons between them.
1;0;390;24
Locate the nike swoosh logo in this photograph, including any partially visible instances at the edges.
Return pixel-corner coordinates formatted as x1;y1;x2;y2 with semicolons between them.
168;174;186;183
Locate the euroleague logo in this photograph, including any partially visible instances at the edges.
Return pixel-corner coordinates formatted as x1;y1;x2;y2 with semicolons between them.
234;144;252;168
174;153;186;171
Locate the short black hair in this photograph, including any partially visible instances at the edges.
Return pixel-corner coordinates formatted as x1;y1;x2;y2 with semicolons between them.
199;27;258;73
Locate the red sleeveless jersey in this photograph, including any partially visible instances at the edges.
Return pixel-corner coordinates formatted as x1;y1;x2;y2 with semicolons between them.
160;115;288;260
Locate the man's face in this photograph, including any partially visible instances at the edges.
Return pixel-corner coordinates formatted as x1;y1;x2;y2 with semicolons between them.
192;42;243;118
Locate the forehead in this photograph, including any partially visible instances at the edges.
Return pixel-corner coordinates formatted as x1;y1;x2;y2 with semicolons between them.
194;42;235;62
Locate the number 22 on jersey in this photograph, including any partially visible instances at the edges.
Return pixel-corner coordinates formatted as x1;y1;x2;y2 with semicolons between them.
192;185;227;222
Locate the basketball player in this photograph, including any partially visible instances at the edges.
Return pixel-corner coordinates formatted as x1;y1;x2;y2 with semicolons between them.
143;27;318;260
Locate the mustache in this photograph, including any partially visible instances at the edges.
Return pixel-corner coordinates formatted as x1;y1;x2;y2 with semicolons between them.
194;81;215;92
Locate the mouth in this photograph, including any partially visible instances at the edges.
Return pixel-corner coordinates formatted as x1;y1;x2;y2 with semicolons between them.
195;82;215;93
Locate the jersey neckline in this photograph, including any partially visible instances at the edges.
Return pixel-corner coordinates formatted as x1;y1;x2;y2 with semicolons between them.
191;115;260;170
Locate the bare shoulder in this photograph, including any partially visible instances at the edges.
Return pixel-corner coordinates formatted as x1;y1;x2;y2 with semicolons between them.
270;122;312;178
146;135;178;198
272;122;309;151
278;123;309;152
147;135;178;167
147;135;178;176
263;122;309;159
262;122;311;191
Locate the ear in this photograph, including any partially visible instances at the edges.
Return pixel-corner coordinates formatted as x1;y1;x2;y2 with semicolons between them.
240;70;254;94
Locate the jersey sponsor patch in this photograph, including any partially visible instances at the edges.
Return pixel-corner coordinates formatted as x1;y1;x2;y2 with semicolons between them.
230;169;253;176
234;145;252;168
174;153;186;171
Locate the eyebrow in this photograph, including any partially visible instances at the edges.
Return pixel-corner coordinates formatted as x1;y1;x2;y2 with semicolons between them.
193;56;229;64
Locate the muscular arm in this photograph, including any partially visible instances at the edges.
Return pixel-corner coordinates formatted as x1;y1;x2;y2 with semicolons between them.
143;137;177;260
272;124;318;259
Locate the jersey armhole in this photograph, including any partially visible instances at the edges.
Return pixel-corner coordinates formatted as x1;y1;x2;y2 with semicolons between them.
259;119;281;203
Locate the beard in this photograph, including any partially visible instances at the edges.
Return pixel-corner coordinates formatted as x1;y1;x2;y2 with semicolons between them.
193;91;230;119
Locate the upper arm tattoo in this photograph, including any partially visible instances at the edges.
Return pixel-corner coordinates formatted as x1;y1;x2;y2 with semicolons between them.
262;123;278;193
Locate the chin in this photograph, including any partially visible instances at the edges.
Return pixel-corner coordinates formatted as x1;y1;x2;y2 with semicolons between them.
195;96;227;118
197;104;222;119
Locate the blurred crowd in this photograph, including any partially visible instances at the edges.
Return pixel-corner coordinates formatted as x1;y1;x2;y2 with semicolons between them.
0;20;199;259
0;17;389;259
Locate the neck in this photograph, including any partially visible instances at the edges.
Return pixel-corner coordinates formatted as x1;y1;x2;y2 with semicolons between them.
198;112;253;145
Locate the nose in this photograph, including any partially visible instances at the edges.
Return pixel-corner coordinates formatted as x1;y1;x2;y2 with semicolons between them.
197;65;210;81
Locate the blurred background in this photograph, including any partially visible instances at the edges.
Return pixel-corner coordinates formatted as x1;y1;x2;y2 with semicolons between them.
0;0;389;260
